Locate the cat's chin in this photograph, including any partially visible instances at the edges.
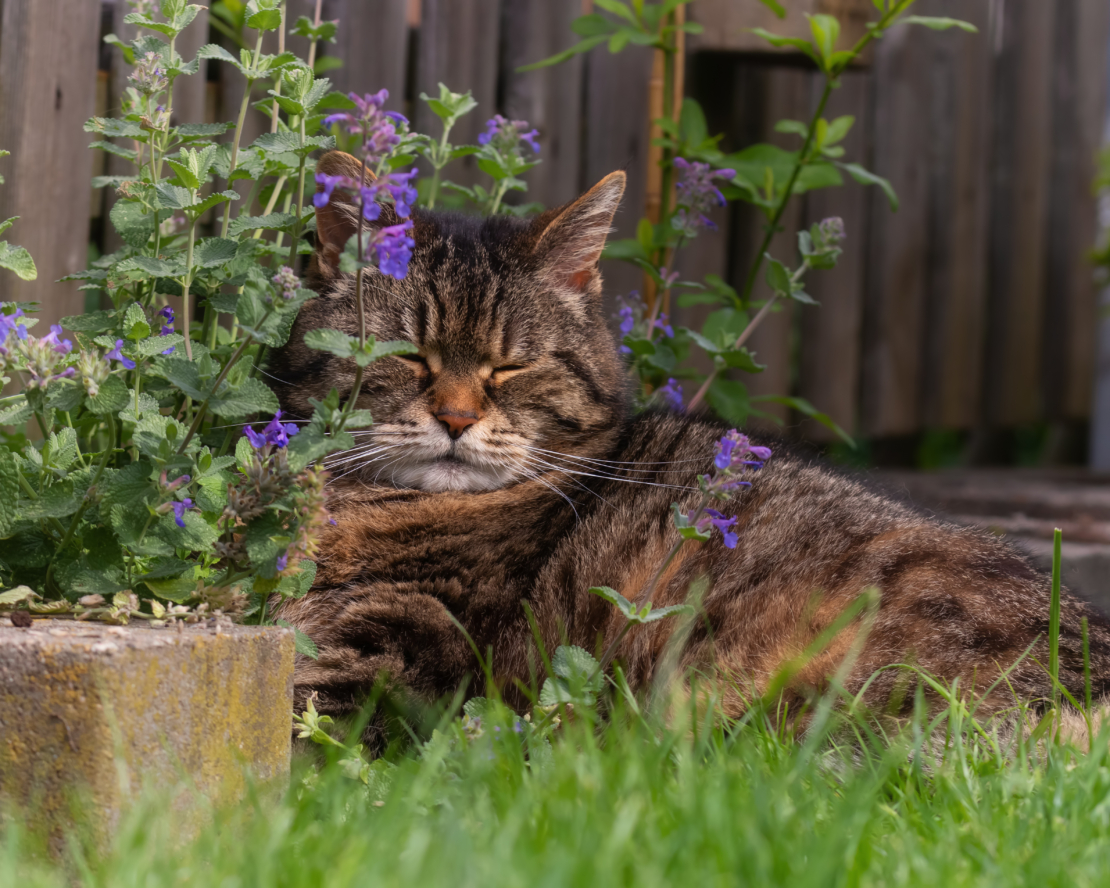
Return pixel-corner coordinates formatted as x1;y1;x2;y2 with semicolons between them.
393;458;518;493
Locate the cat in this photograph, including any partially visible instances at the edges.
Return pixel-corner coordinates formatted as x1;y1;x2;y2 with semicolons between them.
269;150;1110;739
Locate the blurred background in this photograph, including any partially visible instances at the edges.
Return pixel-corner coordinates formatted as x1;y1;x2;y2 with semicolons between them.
2;1;1110;595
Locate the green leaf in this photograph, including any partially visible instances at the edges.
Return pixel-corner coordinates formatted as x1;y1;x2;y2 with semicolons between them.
228;213;297;236
900;16;978;32
706;378;751;426
0;242;36;280
589;585;636;618
276;620;320;659
765;256;793;296
85;374;130;415
638;603;695;624
208;376;280;419
838;162;899;211
193;237;239;268
85;117;145;139
21;483;80;520
303;328;357;358
539;645;603;707
158;357;208;401
124;302;151;340
0;586;35;606
0;450;19;538
110;199;156;248
756;0;786;18
753;394;854;446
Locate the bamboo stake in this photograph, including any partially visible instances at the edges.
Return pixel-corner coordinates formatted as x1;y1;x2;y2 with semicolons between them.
642;5;685;319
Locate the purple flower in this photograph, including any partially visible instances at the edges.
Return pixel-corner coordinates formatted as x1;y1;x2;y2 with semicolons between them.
243;425;268;449
324;89;403;166
478;115;541;156
657;378;683;410
171;498;193;529
369;220;416;280
673;157;736;236
702;429;771;499
0;307;26;346
41;324;73;355
614;292;645;355
106;339;136;370
272;266;300;301
157;306;175;352
276;553;288;572
384;167;419;217
653;314;674;339
245;410;300;450
699;508;738;549
314;172;345;209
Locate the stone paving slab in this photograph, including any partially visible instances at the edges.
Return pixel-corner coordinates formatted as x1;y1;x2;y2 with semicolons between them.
0;618;294;853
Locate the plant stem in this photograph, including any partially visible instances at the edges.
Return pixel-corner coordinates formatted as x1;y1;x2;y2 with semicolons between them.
221;31;265;237
1049;527;1062;715
181;218;197;359
307;0;324;69
252;174;289;239
338;153;370;430
269;1;287;134
177;310;273;454
427;123;454;210
287;113;308;268
488;179;510;216
686;293;779;413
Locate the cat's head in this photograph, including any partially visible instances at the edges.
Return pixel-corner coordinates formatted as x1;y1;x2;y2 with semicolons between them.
270;150;629;493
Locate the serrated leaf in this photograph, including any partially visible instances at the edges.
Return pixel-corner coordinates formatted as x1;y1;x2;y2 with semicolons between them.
0;450;19;538
85;374;131;415
228;213;297;236
0;242;36;280
276;620;320;658
207;377;280;419
85;117;145;138
193;237;238;268
20;484;80;520
303;328;356;358
110;199;155;248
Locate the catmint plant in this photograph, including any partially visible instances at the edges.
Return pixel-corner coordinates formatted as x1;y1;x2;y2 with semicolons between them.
528;0;973;436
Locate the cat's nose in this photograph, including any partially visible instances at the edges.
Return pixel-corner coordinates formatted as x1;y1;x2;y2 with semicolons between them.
435;409;479;439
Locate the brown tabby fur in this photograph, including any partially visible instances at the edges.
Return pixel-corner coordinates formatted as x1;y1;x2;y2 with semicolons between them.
270;151;1110;738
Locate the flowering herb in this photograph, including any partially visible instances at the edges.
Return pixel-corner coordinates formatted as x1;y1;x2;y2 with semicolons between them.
656;378;683;410
105;339;136;370
478;115;541;156
672;157;736;237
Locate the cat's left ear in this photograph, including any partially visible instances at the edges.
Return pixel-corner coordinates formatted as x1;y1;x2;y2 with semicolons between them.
532;171;626;298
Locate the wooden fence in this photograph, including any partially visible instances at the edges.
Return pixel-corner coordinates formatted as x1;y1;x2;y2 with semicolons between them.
0;0;1107;461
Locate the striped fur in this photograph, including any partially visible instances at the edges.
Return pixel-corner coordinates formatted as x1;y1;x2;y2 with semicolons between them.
270;153;1110;741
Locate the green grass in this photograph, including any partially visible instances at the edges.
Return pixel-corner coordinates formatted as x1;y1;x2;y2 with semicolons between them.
8;691;1110;888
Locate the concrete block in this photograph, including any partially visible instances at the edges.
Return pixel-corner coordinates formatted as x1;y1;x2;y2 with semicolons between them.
0;619;294;853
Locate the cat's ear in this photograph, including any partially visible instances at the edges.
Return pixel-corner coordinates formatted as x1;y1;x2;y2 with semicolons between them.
312;150;397;275
532;171;626;298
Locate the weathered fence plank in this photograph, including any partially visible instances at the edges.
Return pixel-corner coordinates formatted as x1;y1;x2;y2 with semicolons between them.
415;0;502;186
980;0;1055;431
324;0;409;110
1043;0;1110;429
919;0;993;432
0;0;102;324
736;66;812;426
583;43;653;304
500;0;584;210
797;69;871;440
859;22;933;438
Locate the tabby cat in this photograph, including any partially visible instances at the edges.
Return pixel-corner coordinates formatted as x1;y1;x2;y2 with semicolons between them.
270;150;1110;735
